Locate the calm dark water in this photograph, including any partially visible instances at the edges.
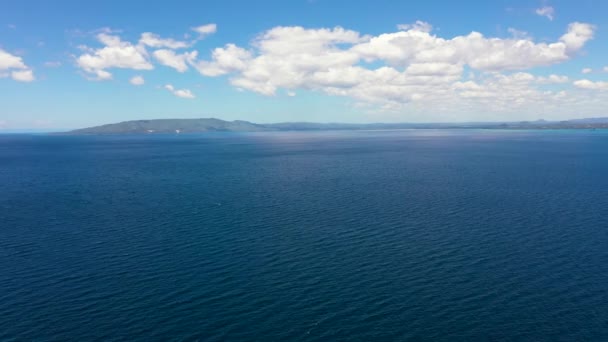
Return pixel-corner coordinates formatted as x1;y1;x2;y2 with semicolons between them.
1;130;608;341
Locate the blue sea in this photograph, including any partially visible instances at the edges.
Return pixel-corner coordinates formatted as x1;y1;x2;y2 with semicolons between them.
1;130;608;341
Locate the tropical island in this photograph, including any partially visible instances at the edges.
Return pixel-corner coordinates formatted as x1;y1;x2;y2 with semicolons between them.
65;117;608;134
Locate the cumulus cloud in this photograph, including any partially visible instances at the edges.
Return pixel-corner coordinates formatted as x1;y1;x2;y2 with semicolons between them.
0;49;35;82
164;84;195;98
559;22;595;53
139;32;191;49
130;75;145;85
68;21;603;119
75;24;218;79
93;69;113;80
76;33;153;80
582;68;592;74
193;26;366;95
405;63;463;76
507;28;530;39
0;50;28;70
604;66;608;73
354;22;594;71
190;21;595;110
174;89;195;98
191;44;252;76
536;74;569;84
192;24;217;38
397;21;433;33
11;69;35;82
153;49;198;72
573;79;608;90
536;6;555;20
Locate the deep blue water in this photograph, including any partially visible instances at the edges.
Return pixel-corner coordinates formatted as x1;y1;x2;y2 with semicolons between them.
1;130;608;341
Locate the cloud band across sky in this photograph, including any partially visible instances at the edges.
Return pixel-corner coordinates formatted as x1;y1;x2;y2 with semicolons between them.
65;21;604;112
1;9;608;126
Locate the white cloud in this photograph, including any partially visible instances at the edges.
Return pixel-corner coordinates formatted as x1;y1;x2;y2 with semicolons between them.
536;74;569;84
181;21;608;120
153;49;198;72
507;28;530;39
65;22;605;120
139;32;190;49
191;44;252;76
93;69;113;81
130;75;145;85
76;33;153;79
559;22;595;53
582;68;592;74
192;22;594;106
535;6;555;20
604;66;608;73
573;79;608;90
164;84;195;98
354;22;594;71
192;24;217;38
397;21;433;33
0;49;27;70
405;63;463;76
75;25;216;80
256;26;365;54
194;26;365;95
174;89;195;98
0;49;28;70
11;69;35;82
0;49;35;82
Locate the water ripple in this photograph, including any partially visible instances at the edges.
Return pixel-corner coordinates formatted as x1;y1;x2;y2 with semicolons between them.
1;131;608;341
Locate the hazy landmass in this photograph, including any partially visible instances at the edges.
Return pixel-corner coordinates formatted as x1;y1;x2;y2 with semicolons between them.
66;117;608;134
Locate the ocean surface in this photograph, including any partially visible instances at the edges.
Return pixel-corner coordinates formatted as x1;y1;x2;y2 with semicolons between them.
1;130;608;341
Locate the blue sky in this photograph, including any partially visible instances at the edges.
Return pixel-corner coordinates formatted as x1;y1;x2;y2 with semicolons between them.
1;0;608;129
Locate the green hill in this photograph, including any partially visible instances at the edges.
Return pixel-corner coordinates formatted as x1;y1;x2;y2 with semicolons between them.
69;118;270;134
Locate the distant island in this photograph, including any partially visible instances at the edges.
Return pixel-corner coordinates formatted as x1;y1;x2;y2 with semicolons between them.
66;117;608;134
